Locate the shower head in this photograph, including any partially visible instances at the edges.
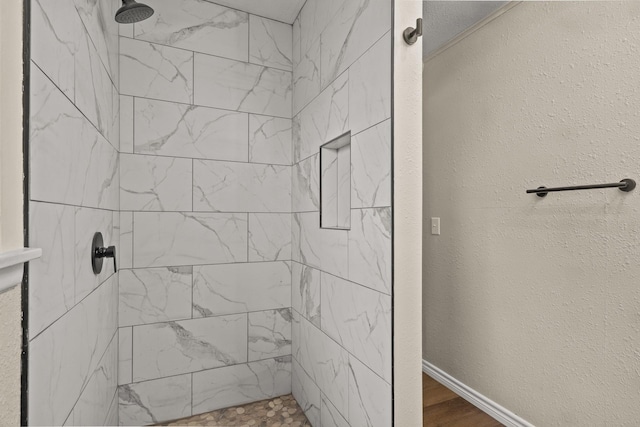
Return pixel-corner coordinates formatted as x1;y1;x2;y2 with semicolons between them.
115;0;154;24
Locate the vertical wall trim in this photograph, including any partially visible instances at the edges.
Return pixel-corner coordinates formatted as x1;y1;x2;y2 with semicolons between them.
21;0;31;424
390;0;396;424
392;1;423;425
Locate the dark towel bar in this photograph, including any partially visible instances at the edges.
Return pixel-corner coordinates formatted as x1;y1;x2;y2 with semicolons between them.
527;179;636;198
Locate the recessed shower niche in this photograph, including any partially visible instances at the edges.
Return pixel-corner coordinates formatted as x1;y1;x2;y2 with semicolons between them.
320;132;352;230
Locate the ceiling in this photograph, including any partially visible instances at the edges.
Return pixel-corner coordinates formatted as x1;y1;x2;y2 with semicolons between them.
423;1;508;57
208;0;306;24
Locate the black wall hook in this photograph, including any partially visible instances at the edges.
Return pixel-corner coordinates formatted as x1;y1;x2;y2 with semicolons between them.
91;232;117;274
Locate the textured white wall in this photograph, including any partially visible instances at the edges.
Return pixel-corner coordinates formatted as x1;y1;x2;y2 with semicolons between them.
422;1;507;57
0;0;24;424
0;287;22;427
394;1;424;426
423;2;640;425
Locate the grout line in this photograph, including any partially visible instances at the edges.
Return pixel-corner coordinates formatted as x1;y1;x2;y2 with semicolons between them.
247;213;251;261
29;269;118;342
292;306;391;386
122;354;293;387
120;35;293;73
113;90;292;120
61;328;120;424
116;259;292;272
122;306;293;330
120;149;292;167
129;326;134;384
294;29;391;118
31;60;118;155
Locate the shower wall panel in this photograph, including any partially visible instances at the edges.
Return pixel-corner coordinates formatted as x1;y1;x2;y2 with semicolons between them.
291;0;393;426
28;0;120;425
117;0;294;424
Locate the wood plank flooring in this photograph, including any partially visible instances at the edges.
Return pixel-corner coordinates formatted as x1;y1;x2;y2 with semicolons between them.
423;373;504;427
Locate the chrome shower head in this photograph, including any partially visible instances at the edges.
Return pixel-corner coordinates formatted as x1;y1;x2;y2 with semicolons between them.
115;0;154;24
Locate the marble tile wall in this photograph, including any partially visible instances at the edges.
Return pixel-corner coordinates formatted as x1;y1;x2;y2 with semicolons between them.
291;0;393;426
29;0;120;425
117;0;294;424
30;0;392;425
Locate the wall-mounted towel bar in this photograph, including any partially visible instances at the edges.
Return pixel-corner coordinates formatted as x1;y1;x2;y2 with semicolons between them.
527;179;636;198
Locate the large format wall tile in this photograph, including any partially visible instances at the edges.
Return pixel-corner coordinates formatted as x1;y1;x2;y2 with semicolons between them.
249;15;293;71
118;374;192;425
320;0;391;88
292;358;321;427
118;328;133;385
119;267;193;327
132;315;247;381
120;95;134;153
322;394;350;427
193;160;291;213
31;0;82;99
105;392;119;426
68;333;118;427
294;72;348;163
194;54;292;118
321;274;391;382
248;213;291;262
293;38;321;115
30;65;119;210
298;0;343;55
75;35;116;142
348;33;391;135
133;212;247;267
295;315;349;419
293;17;300;65
293;212;348;278
120;154;193;211
192;262;290;317
351;120;391;209
135;0;249;62
348;208;392;295
347;356;392;427
29;275;117;426
74;0;119;87
119;212;133;270
135;98;249;162
192;357;292;414
292;154;319;213
120;38;193;104
292;0;394;425
29;202;75;338
248;309;292;361
249;115;292;165
291;262;320;327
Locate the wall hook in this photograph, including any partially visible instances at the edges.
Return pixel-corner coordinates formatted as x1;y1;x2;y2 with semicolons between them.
403;18;423;45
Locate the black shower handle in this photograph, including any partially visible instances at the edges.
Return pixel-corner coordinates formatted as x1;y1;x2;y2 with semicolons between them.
96;246;117;273
91;232;117;274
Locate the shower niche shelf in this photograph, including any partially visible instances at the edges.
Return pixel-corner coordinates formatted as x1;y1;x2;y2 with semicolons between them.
320;132;351;230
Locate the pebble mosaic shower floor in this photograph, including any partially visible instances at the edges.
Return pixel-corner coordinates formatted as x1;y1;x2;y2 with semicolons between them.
160;395;311;427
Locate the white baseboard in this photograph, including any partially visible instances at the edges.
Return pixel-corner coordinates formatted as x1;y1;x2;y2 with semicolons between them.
422;360;535;427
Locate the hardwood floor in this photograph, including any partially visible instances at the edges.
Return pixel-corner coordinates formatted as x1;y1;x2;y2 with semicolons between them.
423;373;504;427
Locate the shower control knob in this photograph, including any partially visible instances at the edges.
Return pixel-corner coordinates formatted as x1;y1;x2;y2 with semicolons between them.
91;232;117;274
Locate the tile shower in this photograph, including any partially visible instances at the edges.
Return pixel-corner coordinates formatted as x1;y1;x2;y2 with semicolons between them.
27;0;392;425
